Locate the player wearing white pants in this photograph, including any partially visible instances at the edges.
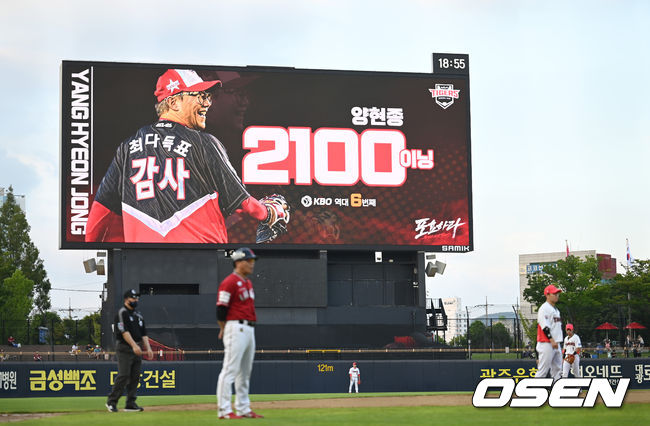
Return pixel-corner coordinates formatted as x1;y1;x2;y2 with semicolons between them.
349;362;360;393
536;341;563;380
562;323;582;378
535;284;563;381
216;248;263;420
217;320;256;416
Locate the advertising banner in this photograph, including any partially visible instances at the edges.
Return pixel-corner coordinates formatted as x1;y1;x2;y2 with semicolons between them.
2;358;648;397
61;60;472;251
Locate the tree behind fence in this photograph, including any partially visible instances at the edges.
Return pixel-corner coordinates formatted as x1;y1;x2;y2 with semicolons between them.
2;317;100;346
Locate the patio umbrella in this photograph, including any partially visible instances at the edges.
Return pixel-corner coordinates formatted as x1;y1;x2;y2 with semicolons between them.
624;322;646;339
624;322;646;330
595;322;618;340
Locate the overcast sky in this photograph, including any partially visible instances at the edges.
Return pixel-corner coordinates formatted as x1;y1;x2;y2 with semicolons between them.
1;0;648;318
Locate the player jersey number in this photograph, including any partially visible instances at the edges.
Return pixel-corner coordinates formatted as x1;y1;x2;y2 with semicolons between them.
130;156;190;201
242;126;408;187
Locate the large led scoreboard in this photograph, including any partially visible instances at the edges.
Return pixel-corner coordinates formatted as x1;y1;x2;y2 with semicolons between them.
60;54;472;252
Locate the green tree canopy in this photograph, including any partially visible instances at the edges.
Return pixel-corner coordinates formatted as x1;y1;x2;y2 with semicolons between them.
522;255;649;344
518;310;538;346
523;255;602;327
449;334;467;347
609;260;650;336
490;322;513;349
0;269;34;341
468;320;487;348
0;186;51;316
29;311;101;345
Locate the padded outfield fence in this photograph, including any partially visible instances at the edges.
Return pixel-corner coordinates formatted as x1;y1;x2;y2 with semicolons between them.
1;357;650;397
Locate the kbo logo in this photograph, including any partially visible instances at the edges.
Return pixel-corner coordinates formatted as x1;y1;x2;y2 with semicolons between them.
472;378;630;408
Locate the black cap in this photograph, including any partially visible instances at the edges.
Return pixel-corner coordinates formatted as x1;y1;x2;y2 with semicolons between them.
123;289;140;299
231;247;257;262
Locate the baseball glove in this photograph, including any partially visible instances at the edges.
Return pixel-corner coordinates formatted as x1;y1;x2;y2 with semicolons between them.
256;194;290;243
565;354;575;364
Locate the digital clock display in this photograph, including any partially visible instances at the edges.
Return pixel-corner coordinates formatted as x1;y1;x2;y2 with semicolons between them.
432;53;470;75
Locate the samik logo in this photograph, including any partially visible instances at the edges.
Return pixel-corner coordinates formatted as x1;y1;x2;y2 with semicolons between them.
472;378;630;408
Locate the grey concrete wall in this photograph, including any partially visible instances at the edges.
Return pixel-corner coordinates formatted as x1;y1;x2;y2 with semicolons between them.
101;249;427;350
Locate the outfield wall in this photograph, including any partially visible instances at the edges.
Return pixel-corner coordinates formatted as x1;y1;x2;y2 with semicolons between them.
1;358;648;397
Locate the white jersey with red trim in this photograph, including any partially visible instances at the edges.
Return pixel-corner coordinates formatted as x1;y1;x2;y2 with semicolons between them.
349;367;360;379
563;334;582;355
536;301;563;343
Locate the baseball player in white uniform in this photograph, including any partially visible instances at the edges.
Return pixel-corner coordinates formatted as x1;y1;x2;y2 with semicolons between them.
562;323;582;378
535;284;563;381
348;362;361;393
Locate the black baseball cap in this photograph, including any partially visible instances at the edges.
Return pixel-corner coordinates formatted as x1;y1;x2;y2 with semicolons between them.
123;289;140;299
231;247;257;263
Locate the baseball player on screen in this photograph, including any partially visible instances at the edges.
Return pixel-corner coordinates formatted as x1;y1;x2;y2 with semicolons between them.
535;284;563;381
562;323;582;378
348;362;361;393
85;69;289;244
215;248;263;419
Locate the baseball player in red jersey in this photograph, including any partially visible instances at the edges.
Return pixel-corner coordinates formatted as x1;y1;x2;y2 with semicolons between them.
215;248;263;419
535;284;563;381
85;69;289;244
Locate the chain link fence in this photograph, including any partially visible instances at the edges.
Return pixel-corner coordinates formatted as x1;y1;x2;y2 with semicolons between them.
2;316;646;362
2;318;99;347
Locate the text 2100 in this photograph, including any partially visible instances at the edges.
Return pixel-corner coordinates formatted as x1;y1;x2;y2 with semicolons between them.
242;126;433;187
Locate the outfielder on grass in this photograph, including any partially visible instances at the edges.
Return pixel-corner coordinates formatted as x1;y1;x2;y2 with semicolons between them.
86;68;289;244
215;248;264;419
535;284;563;381
349;362;361;393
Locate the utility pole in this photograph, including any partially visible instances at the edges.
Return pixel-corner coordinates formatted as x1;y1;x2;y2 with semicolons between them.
473;297;495;326
466;306;471;359
512;304;519;358
621;260;632;332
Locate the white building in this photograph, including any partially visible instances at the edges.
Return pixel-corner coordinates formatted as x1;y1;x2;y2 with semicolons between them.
441;297;467;342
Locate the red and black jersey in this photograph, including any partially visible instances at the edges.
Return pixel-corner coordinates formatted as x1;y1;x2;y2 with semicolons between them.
86;120;249;243
217;273;257;322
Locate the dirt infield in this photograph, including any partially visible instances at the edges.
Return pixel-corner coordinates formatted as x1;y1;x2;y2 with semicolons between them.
2;391;649;422
145;394;473;411
140;390;650;411
0;413;63;423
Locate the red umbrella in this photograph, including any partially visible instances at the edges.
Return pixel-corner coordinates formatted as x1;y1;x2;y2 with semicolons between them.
595;322;618;339
596;322;618;330
624;322;646;340
624;322;646;329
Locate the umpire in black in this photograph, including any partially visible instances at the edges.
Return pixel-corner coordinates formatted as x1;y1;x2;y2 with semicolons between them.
106;289;153;412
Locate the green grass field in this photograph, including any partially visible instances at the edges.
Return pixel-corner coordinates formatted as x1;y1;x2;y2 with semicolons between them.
1;392;649;425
